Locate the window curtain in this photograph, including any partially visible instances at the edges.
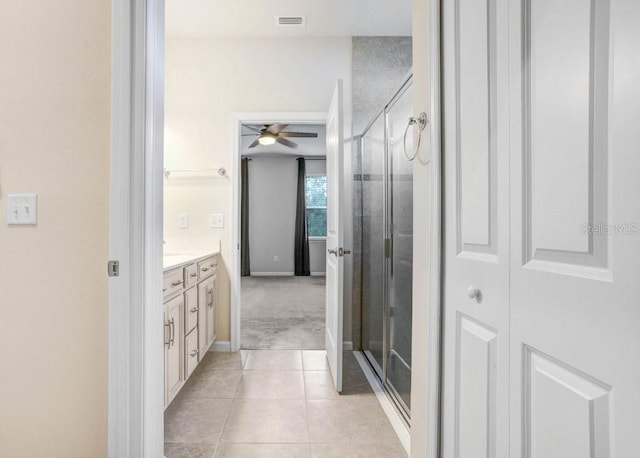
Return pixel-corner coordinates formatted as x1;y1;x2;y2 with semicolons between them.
294;158;311;276
241;158;251;276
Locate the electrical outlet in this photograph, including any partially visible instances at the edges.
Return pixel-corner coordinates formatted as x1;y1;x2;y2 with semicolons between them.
178;213;189;229
6;194;37;225
209;213;224;228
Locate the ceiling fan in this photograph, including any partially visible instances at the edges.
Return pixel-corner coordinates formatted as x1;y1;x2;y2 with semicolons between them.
243;124;318;149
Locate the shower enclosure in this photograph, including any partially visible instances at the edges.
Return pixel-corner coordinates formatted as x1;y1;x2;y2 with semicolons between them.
359;76;413;421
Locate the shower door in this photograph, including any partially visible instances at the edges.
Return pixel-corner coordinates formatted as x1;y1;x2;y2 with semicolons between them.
360;77;413;419
385;81;413;414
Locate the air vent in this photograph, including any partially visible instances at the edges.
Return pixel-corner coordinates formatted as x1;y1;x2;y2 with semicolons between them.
276;16;306;26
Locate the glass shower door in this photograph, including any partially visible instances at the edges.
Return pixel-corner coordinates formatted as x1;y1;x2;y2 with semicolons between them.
360;113;386;378
385;81;413;413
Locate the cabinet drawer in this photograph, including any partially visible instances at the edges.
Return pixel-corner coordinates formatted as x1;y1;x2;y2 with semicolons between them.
185;328;199;380
163;268;184;298
198;257;217;279
184;263;198;289
184;286;198;334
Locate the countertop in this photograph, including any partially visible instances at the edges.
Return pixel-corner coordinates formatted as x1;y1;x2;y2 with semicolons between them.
163;250;220;270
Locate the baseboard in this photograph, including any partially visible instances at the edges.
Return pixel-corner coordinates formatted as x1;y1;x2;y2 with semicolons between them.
250;272;295;277
210;341;231;352
353;351;410;454
343;341;353;351
310;272;326;276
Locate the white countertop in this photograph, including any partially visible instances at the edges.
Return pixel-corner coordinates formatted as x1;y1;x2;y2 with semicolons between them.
163;250;219;270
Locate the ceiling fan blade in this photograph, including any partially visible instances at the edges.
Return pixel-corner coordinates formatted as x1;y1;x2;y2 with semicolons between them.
244;125;264;133
275;136;297;148
267;123;288;134
278;132;318;138
248;138;261;148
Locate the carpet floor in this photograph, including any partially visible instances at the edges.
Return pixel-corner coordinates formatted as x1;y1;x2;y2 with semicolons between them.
241;276;326;350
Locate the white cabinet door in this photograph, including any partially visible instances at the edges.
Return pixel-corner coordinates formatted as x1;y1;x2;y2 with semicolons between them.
206;275;217;347
508;0;640;455
164;294;183;406
441;0;511;455
198;276;215;359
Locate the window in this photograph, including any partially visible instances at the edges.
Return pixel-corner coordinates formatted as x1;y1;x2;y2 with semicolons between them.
305;175;327;238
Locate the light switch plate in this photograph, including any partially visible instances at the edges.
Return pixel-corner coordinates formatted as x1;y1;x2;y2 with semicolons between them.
6;194;37;225
178;213;189;229
209;213;224;228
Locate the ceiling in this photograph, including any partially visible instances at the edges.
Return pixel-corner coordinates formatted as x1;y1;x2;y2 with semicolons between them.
241;124;326;157
166;0;412;38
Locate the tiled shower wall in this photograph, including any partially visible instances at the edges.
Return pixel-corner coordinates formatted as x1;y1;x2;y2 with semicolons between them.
352;37;413;349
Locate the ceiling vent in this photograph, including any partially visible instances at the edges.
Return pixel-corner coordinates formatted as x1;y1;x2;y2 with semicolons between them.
276;16;306;27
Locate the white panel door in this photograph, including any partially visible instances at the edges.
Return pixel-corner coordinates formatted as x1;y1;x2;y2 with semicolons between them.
325;80;345;392
508;0;640;455
442;0;640;456
441;0;511;455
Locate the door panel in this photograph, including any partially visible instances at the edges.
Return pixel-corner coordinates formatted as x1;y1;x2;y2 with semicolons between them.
442;0;510;455
509;0;640;455
325;80;345;392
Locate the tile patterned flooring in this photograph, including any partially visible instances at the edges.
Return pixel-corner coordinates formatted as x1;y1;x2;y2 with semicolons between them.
164;350;407;458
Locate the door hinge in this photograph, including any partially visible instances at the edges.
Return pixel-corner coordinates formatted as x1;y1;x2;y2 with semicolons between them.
108;260;120;277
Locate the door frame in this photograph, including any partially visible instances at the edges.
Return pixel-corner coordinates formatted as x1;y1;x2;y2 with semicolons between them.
230;112;327;352
108;0;442;457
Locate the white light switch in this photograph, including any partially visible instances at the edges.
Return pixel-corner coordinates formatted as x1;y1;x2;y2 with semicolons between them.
177;213;189;229
209;213;224;228
6;194;37;225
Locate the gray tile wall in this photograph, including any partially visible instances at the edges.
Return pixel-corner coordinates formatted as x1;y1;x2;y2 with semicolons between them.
351;37;412;350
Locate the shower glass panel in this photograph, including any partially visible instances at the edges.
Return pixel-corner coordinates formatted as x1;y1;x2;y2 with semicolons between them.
385;82;413;413
360;113;386;379
359;75;413;420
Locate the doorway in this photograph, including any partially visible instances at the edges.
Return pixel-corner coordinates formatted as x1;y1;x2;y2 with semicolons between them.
236;120;328;350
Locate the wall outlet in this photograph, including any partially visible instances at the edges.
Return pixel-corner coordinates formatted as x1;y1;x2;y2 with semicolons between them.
273;255;279;262
209;213;224;228
6;194;37;225
177;213;189;229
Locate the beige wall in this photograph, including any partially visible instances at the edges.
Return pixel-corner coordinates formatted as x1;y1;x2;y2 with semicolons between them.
0;2;110;457
164;37;353;342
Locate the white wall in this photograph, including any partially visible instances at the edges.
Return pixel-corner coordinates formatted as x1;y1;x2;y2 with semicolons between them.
0;2;110;456
248;157;327;275
164;37;352;341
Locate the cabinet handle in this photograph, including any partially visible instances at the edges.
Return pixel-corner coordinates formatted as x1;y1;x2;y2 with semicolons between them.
208;288;214;308
171;280;183;286
190;307;198;313
169;318;175;346
189;350;198;358
190;273;198;277
202;267;209;272
163;288;167;292
210;264;215;268
164;321;171;346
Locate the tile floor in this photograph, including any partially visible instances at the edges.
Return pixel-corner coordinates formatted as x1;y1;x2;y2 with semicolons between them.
164;350;407;458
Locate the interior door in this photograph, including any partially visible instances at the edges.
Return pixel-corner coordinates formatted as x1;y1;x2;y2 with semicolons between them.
508;0;640;455
441;0;511;455
325;79;345;392
441;0;640;456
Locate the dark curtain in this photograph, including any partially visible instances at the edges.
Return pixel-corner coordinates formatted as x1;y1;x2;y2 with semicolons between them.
294;158;311;276
241;158;251;276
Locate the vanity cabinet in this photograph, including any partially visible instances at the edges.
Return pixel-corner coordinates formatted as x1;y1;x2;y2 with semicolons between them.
164;293;184;407
163;253;218;408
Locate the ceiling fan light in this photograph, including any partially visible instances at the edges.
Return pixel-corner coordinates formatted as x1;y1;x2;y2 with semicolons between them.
258;135;276;146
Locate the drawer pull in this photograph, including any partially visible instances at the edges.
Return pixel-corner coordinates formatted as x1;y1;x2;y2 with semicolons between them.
190;273;198;278
210;264;215;268
190;307;198;313
189;350;199;358
171;280;183;286
202;267;209;272
163;288;167;292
